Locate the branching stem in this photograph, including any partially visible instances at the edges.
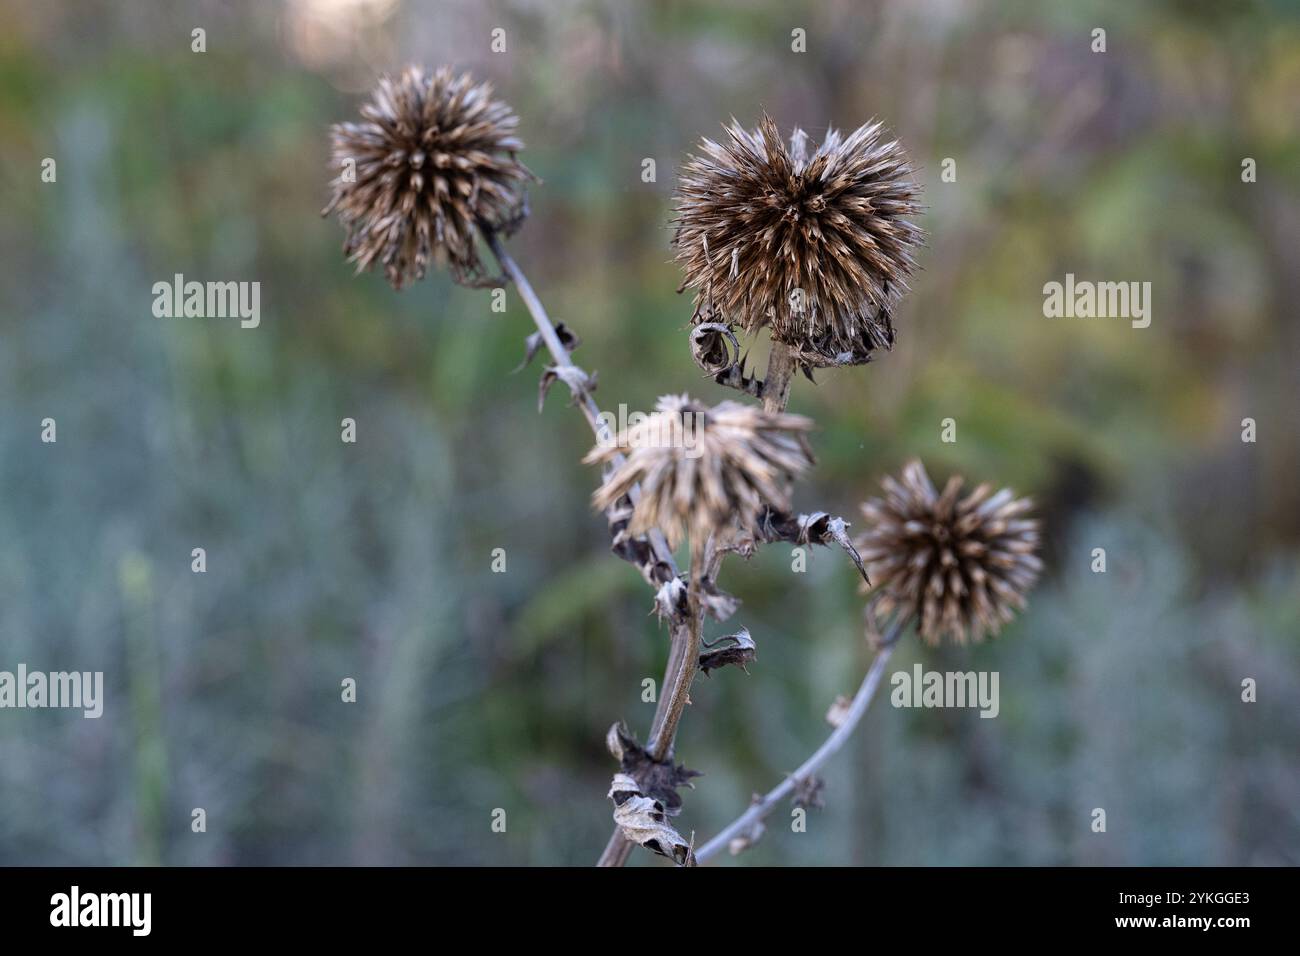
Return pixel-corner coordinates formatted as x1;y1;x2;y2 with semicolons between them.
695;617;906;864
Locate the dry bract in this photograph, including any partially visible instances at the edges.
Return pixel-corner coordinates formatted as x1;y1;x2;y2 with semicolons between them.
855;460;1041;645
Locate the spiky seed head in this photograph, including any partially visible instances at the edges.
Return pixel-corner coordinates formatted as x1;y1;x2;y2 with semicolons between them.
324;66;536;290
584;395;815;549
672;115;922;366
854;460;1041;645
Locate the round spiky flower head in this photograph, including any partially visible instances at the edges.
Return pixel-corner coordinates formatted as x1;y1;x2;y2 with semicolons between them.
584;395;814;549
854;460;1041;645
324;66;536;290
673;115;922;367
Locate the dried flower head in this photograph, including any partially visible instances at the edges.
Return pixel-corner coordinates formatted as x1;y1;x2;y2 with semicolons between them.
324;66;536;289
673;115;922;366
584;395;814;549
855;460;1041;645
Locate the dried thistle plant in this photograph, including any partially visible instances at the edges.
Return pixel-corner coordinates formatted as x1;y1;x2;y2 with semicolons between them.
323;66;536;290
855;460;1042;645
326;71;1045;868
583;394;814;549
673;114;922;367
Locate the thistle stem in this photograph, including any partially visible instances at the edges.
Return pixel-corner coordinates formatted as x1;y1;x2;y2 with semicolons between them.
484;230;609;442
484;230;679;571
762;339;797;413
649;538;707;760
694;617;905;864
481;230;692;869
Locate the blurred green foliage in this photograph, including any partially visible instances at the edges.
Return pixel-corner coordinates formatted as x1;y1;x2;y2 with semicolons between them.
0;0;1297;865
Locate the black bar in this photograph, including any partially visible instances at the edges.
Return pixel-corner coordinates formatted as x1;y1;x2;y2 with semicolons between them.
0;867;1282;940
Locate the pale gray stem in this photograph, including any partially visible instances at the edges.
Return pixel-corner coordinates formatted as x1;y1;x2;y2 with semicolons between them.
695;619;906;864
480;231;690;870
484;230;678;571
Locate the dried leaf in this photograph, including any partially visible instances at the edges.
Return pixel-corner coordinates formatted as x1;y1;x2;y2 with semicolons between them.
689;321;741;377
810;513;871;586
607;724;701;815
728;804;766;856
699;626;757;676
608;773;694;867
825;694;852;728
538;363;596;412
653;576;689;624
605;497;667;586
757;507;870;586
792;775;826;810
514;322;580;373
698;577;740;622
606;722;628;761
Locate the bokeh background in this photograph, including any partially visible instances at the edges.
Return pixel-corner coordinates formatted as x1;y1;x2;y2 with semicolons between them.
1;0;1297;866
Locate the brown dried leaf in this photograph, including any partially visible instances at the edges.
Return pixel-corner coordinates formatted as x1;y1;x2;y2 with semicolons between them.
653;577;689;624
608;773;694;867
757;507;871;586
514;322;580;373
689;321;740;377
699;626;757;676
792;775;826;810
538;363;596;412
607;723;701;815
728;818;766;856
698;577;740;622
825;694;852;728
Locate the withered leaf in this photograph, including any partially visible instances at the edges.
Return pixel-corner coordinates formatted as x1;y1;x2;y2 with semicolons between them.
514;322;580;373
699;626;757;676
608;773;694;867
652;576;689;624
537;363;596;412
757;507;871;586
825;694;853;728
605;497;669;586
698;576;740;622
728;817;766;857
689;321;740;377
606;723;700;815
792;774;826;811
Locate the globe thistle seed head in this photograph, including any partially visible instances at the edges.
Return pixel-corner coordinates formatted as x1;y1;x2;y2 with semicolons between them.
584;395;815;549
324;66;536;290
854;460;1041;645
673;115;922;365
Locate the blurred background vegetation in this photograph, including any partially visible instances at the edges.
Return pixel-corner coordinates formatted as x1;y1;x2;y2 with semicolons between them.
1;0;1297;866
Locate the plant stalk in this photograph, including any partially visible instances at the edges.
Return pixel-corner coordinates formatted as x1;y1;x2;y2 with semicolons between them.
481;230;692;869
762;339;797;413
694;618;905;864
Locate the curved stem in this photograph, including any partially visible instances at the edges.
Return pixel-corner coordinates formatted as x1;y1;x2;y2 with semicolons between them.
482;231;694;868
695;618;906;864
486;230;681;573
